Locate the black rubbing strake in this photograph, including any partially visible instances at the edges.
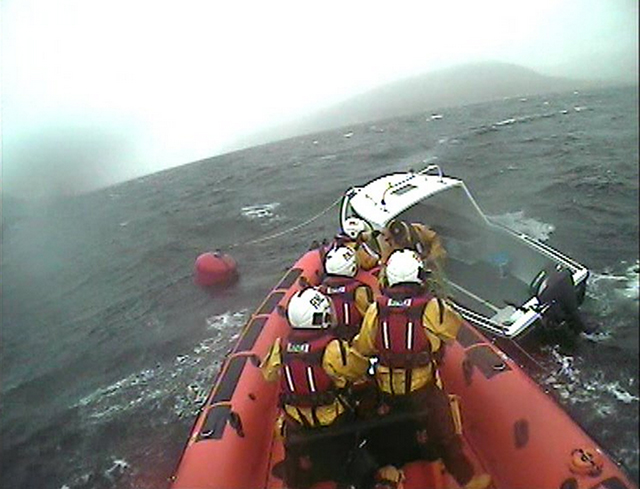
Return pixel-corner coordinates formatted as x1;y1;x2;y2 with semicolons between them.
235;317;268;352
257;292;286;316
210;356;248;404
276;268;303;290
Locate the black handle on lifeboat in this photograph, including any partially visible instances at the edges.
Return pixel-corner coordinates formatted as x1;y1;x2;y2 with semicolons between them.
228;410;245;437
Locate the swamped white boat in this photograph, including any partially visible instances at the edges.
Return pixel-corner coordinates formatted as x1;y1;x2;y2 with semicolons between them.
340;165;590;340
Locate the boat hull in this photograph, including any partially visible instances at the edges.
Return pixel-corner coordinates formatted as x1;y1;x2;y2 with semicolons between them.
170;249;635;489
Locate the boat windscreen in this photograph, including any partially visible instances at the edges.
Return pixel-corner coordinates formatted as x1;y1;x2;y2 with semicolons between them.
395;186;487;237
396;186;550;312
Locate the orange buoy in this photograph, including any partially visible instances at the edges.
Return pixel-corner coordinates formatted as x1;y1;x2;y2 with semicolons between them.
194;252;237;287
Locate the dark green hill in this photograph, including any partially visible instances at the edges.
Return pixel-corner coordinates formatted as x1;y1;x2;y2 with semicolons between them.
241;61;618;147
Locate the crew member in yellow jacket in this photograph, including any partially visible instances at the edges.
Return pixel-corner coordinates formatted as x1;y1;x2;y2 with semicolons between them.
261;288;369;488
380;218;447;271
338;216;382;271
350;249;491;489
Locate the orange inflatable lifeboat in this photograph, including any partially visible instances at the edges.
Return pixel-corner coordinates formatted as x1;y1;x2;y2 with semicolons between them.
170;248;637;489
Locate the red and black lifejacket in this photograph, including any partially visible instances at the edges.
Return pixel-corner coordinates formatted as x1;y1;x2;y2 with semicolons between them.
319;276;365;341
374;287;435;370
279;330;344;411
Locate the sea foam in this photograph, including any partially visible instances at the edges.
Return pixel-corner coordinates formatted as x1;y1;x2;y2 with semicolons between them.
488;211;555;242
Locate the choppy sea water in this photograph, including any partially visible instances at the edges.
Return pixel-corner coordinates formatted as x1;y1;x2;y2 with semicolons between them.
1;85;638;488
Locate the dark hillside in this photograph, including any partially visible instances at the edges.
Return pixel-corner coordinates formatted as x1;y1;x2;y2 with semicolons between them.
241;61;618;147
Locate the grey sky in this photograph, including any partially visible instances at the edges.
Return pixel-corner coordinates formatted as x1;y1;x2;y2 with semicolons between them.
2;0;638;199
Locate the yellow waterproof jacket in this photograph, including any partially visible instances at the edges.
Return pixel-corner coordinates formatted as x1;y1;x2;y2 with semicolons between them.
351;283;375;317
380;222;447;268
345;240;380;271
351;294;463;395
261;335;369;426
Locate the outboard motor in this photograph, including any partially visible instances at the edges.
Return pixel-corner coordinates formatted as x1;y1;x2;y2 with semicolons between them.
530;265;595;334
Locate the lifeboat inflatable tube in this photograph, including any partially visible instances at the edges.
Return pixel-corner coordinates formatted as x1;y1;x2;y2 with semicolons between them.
194;252;237;287
171;248;637;489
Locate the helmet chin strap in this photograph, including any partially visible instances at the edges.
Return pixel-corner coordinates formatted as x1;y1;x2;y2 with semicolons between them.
417;266;431;283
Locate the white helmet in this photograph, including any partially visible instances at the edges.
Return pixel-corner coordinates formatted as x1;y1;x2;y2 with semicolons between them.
342;217;370;240
287;288;333;329
325;246;357;277
385;249;426;287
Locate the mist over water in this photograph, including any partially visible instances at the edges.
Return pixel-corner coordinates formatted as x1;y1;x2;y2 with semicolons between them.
1;85;638;488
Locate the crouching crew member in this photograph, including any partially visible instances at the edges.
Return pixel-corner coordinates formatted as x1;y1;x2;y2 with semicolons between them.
261;288;369;489
380;219;447;273
351;249;491;489
320;245;375;341
320;245;379;421
331;216;381;271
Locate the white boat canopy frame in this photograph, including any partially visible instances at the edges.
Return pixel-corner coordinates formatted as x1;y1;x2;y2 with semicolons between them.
340;166;481;230
340;165;590;339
